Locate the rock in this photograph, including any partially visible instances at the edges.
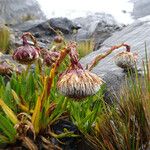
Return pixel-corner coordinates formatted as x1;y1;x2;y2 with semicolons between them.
80;19;150;103
52;119;79;149
131;0;150;19
0;0;46;25
49;18;80;35
0;26;48;53
73;13;124;50
21;18;80;36
0;54;26;75
13;20;45;32
11;17;80;50
0;17;5;25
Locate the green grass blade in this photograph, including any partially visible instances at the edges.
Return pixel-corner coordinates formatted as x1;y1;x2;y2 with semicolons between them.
0;114;17;142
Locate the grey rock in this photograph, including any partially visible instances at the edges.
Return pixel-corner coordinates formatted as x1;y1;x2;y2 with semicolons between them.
11;17;80;50
7;17;80;52
80;19;150;103
49;18;80;34
0;0;46;25
13;20;45;31
0;53;26;75
5;26;49;52
131;0;150;19
73;13;123;50
23;17;80;36
0;17;5;25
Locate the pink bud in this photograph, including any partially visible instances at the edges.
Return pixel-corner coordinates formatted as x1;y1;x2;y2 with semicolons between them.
54;36;63;43
12;33;40;65
44;51;60;67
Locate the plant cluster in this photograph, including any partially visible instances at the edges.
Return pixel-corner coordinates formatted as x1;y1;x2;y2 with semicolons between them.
0;31;145;149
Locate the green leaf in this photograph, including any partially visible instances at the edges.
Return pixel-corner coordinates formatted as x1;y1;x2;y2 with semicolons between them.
0;99;19;125
11;90;20;104
0;114;17;142
31;96;42;134
0;134;9;143
47;97;66;125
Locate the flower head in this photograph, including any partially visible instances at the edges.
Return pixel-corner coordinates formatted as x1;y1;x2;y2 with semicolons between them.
115;51;138;69
57;42;103;100
54;35;63;43
12;32;40;65
44;51;60;67
57;68;103;99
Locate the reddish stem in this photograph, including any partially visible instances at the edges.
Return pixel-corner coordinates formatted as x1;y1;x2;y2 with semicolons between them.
122;43;131;52
21;32;40;51
88;43;131;71
68;42;83;70
41;46;71;106
22;36;28;46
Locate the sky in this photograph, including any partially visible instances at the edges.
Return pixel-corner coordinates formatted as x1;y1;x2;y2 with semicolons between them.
37;0;134;24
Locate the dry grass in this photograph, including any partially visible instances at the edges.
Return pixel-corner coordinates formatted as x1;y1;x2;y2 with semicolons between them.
77;39;94;58
21;14;36;22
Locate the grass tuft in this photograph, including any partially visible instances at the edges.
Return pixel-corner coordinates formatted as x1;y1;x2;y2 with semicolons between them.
0;25;10;53
85;64;150;150
77;39;94;58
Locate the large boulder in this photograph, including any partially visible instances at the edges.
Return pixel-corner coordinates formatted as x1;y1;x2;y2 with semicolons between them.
131;0;150;19
0;0;46;25
80;19;150;103
73;13;123;50
11;18;80;49
21;17;80;35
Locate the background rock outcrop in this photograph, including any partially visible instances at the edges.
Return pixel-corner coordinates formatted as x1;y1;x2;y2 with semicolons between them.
131;0;150;19
21;17;80;35
0;0;46;25
11;18;80;50
73;13;124;50
80;19;150;103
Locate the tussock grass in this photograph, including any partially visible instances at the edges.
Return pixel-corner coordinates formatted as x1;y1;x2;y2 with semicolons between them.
0;25;10;53
85;63;150;150
77;39;94;58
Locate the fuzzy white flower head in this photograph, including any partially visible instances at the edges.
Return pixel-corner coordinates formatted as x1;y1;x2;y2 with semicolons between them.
115;51;138;69
57;68;103;100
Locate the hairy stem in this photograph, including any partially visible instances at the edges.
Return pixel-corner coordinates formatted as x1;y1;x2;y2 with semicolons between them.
88;43;131;71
